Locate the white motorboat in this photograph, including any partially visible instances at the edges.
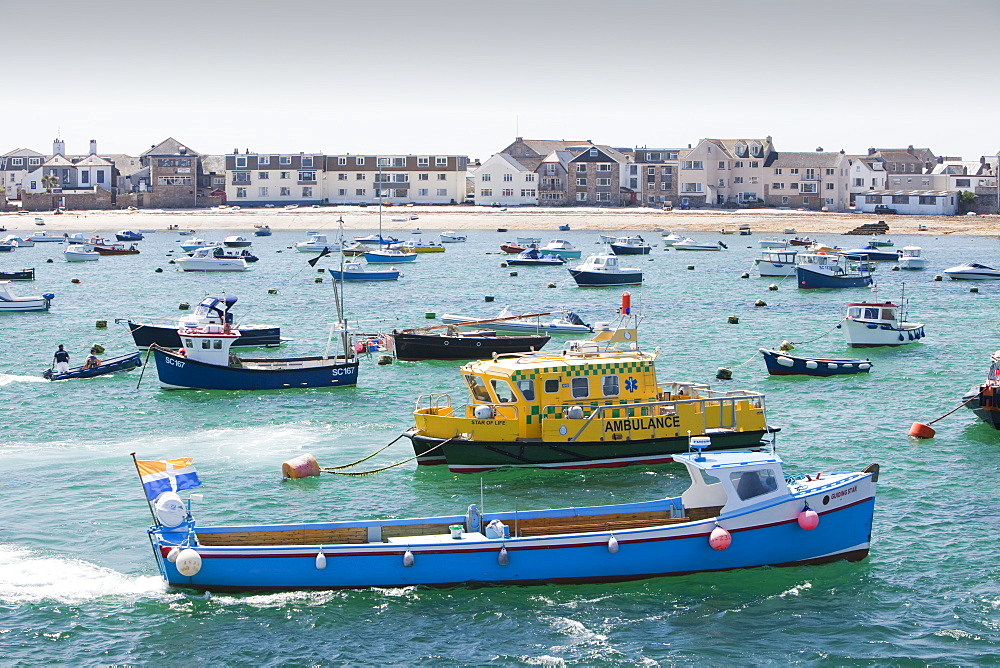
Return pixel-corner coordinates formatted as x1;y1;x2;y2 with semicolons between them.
672;237;723;251
354;233;400;246
223;236;253;248
27;231;64;243
599;234;618;244
2;235;32;248
440;305;592;335
176;247;249;272
758;238;787;249
295;234;341;253
897;246;926;270
179;238;219;252
754;250;798;277
843;301;925;347
783;228;797;234
943;263;1000;280
662;232;682;242
440;231;467;243
0;281;53;311
516;236;541;246
64;244;100;262
540;239;582;258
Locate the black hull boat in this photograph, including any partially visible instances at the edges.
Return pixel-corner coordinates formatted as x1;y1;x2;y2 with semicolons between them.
964;350;1000;429
760;348;872;377
124;320;282;348
391;330;550;361
0;268;35;281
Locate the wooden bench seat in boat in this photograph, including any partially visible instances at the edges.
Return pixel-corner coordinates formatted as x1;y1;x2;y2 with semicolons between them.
196;523;455;547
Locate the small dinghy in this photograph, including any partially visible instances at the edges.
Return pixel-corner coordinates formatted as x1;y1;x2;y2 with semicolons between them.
43;351;142;381
760;348;872;377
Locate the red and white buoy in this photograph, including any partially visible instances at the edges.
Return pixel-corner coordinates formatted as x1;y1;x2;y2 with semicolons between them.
797;507;820;530
709;525;731;550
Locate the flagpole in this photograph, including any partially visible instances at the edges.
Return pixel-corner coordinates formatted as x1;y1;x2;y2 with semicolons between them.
130;452;159;523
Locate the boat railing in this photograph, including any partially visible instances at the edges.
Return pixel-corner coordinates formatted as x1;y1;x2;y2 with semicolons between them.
415;393;454;415
545;392;766;442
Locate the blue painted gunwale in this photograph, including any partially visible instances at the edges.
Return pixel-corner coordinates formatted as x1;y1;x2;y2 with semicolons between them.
150;470;876;591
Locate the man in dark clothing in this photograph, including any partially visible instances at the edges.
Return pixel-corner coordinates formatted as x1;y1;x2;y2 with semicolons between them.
53;345;70;374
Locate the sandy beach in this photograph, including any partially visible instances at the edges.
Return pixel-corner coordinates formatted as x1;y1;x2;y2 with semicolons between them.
1;205;997;236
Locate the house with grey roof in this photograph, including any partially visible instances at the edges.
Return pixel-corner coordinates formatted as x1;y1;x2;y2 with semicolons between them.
764;150;850;211
472;152;538;206
567;145;633;206
847;155;887;204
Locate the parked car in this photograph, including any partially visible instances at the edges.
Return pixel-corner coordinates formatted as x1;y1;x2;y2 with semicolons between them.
873;204;898;214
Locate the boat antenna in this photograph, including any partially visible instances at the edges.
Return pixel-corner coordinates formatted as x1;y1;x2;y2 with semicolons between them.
480;477;484;515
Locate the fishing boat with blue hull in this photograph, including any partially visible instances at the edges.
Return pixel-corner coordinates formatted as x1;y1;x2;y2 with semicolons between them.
120;296;283;349
327;262;400;281
406;295;776;472
43;351;142;381
841;301;925;347
795;253;874;289
760;348;873;376
151;326;358;390
144;447;878;591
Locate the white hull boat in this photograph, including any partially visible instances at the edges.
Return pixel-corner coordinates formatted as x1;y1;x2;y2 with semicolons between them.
758;239;787;249
754;250;798;277
295;234;341;253
440;231;467;243
28;232;64;243
0;281;53;311
672;237;723;251
64;245;99;262
897;246;926;270
842;301;925;347
943;263;1000;280
177;247;248;272
2;235;33;247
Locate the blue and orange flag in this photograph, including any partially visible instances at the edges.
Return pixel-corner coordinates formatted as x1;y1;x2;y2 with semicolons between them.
135;458;202;500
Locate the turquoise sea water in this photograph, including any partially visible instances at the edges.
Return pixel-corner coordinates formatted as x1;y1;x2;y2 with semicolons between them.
1;226;998;665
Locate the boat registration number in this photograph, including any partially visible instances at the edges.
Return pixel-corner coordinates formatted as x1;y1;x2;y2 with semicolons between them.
165;357;185;368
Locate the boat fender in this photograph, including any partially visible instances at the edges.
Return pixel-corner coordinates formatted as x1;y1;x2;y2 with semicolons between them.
315;550;327;570
900;334;906;341
859;363;871;371
621;292;631;315
909;422;936;439
498;546;509;566
776;356;794;367
566;405;584;420
805;361;818;370
709;524;731;551
797;506;820;531
473;405;495;419
166;547;181;563
465;504;482;532
175;548;202;577
827;363;838;370
836;323;841;329
403;550;415;567
153;491;187;528
608;535;619;554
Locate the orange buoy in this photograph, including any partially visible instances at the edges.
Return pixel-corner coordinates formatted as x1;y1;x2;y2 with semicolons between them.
909;422;936;438
282;453;321;478
621;291;631;314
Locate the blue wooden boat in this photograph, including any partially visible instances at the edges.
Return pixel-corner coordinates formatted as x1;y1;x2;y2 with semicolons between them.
43;351;142;380
144;446;879;591
115;230;143;241
558;224;571;231
760;348;873;376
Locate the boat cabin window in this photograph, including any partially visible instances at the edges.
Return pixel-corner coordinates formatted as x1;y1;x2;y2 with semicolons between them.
863;308;879;319
464;375;491;402
516;379;535;401
881;308;894;320
730;469;778;501
602;374;620;397
213;340;223;350
201;340;211;349
491;379;516;403
847;308;861;318
543;378;560;394
571;377;589;399
184;339;194;348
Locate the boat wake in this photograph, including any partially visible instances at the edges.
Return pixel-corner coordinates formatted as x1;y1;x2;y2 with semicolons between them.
0;373;47;387
0;544;165;605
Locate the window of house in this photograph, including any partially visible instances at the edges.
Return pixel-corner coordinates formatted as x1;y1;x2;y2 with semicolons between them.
597;178;611;186
826;168;834;175
355;188;365;196
503;173;513;182
892;195;908;204
682;183;703;193
96;171;105;183
525;173;536;182
480;188;492;196
589;148;598;157
577;178;587;186
279;156;291;165
235;156;246;168
647;152;661;161
801;183;817;193
854;178;864;187
918;195;936;205
338;157;347;165
826;182;834;190
256;172;268;179
521;189;536;197
719;161;726;169
337;189;347;196
356;173;365;180
790;182;799;190
802;197;809;204
571;377;589;398
789;168;799;174
482;174;491;182
280;187;291;196
418;188;428;196
660;182;669;191
437;174;447;180
774;168;782;175
602;375;620;396
356;156;365;166
258;186;268;197
437;188;447;196
417;173;428;181
280;171;290;179
236;187;247;198
781;196;788;204
956;178;970;187
299;171;316;182
596;192;610;201
81;172;89;184
597;163;611;172
338;173;347;180
733;177;744;184
436;157;448;167
682;161;704;169
417;157;429;167
301;156;313;168
576;192;587;201
825;198;834;205
576;164;587;173
30;180;36;189
502;188;513;197
302;187;312;197
734;161;744;168
772;183;784;189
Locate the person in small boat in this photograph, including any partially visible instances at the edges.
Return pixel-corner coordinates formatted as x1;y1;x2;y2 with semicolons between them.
82;346;102;370
52;345;70;374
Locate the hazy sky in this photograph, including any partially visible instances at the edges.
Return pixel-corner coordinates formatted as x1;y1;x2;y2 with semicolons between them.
4;0;998;161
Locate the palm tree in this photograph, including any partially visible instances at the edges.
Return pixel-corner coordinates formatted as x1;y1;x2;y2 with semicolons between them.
41;174;58;193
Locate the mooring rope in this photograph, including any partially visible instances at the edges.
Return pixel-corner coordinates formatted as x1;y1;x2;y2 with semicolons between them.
790;318;846;346
322;434;405;470
925;392;982;426
322;437;453;477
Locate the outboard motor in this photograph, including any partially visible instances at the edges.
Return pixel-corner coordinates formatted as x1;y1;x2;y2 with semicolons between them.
564;311;589;327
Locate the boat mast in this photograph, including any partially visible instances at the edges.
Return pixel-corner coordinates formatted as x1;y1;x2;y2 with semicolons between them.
330;219;351;360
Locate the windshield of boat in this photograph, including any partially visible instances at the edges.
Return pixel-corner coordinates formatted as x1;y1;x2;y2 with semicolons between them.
464;374;492;402
491;379;516;403
730;469;779;501
516;379;535;401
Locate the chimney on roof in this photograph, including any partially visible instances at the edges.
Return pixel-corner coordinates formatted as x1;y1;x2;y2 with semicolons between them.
907;145;915;155
840;149;845;154
816;146;823;152
688;144;692;149
53;138;65;156
868;148;876;156
89;139;97;155
766;135;772;144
